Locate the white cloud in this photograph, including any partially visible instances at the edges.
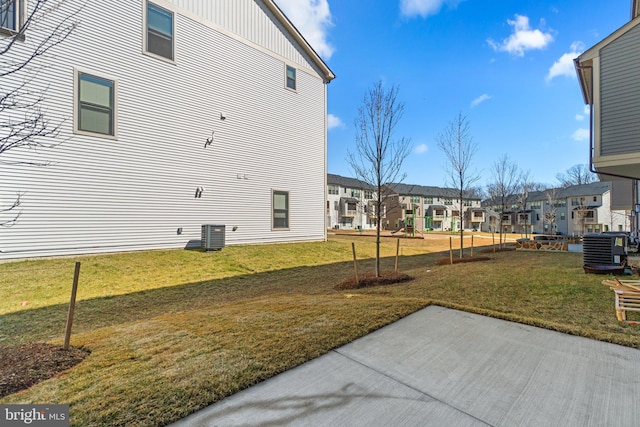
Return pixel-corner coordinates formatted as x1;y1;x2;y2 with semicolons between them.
400;0;464;18
275;0;335;59
546;42;584;82
575;114;584;121
471;94;492;108
572;128;590;142
584;105;591;114
327;114;344;130
414;143;428;154
488;14;553;57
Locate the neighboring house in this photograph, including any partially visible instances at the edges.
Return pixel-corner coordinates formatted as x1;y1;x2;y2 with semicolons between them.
0;0;335;260
326;174;377;230
384;184;483;232
482;182;630;236
575;4;640;180
574;1;639;238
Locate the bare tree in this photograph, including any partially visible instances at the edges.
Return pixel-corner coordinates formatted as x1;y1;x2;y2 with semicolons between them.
543;187;559;235
437;112;480;258
347;80;412;277
515;171;544;238
1;0;79;226
556;164;597;188
487;154;521;247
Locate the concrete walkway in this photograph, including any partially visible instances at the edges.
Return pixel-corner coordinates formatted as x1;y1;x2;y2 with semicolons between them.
170;306;640;427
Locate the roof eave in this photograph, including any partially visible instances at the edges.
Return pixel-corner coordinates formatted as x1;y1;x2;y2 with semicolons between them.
574;16;640;105
263;0;336;83
574;56;593;105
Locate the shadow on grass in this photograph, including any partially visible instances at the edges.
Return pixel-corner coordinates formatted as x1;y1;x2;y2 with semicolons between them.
0;251;447;345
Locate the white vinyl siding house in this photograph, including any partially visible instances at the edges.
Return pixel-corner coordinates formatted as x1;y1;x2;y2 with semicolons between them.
0;0;334;259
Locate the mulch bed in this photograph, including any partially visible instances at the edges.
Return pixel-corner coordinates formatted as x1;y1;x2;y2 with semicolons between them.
0;343;90;398
335;271;413;290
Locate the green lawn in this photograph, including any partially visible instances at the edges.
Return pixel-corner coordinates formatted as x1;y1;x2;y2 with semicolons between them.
1;235;638;426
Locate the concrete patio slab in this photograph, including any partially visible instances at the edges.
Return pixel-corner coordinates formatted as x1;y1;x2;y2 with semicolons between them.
170;306;640;427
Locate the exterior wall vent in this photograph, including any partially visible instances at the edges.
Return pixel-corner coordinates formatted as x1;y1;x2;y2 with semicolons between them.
201;224;225;251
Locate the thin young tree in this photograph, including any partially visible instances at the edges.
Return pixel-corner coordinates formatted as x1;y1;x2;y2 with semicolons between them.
543;187;559;235
437;112;479;258
487;154;521;248
347;80;412;277
1;0;80;226
515;172;545;238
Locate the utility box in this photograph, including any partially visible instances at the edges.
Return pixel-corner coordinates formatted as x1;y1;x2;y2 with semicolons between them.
583;233;627;266
201;224;225;251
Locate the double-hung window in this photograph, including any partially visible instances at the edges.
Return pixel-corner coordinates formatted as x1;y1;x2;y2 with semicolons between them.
146;1;174;61
286;65;296;90
273;190;289;229
75;70;116;138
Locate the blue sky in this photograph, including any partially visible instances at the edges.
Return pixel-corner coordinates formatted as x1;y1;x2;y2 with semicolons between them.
275;0;631;188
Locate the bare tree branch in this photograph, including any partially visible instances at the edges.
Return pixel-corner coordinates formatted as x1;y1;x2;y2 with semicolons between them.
556;164;598;188
1;0;81;227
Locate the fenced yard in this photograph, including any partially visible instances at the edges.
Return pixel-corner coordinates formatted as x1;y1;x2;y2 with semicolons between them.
1;234;639;426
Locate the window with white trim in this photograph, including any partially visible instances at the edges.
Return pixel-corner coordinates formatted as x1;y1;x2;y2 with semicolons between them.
145;1;174;61
0;0;23;33
273;190;289;229
286;65;296;90
75;70;116;138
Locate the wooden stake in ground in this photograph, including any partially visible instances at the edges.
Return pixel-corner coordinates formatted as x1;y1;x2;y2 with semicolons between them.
449;237;453;265
64;262;81;350
492;231;496;253
351;242;359;285
395;238;400;272
471;234;474;257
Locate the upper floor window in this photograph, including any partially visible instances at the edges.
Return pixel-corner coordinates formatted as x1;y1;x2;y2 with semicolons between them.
571;197;580;206
425;197;433;204
146;1;174;61
410;196;420;204
364;190;373;200
0;0;24;34
444;199;453;205
75;69;117;138
286;65;296;90
1;0;16;31
328;185;339;195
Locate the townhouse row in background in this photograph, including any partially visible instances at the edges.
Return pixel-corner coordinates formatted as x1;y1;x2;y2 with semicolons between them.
1;0;334;260
327;174;630;237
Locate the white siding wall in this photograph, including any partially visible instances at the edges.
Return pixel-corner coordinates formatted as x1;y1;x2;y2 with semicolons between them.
166;0;317;72
0;0;327;259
